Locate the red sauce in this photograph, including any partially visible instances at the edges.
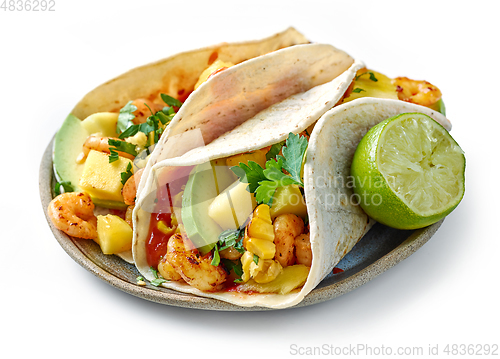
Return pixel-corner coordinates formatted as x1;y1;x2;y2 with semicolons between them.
146;212;173;269
333;267;344;274
208;51;218;65
177;90;193;104
225;285;259;295
144;166;193;269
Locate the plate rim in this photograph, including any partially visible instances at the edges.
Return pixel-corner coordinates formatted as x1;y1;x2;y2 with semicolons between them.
40;135;443;311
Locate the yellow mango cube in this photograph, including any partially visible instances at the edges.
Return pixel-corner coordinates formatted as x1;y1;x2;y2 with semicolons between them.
246;237;275;259
238;264;310;294
79;150;132;203
225;149;268;169
81;112;119;137
96;214;133;254
208;181;256;230
269;185;308;220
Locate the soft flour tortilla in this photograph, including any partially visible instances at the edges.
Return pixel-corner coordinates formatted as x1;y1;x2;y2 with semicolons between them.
135;43;355;196
71;27;309;119
132;52;363;308
303;98;451;301
134;95;450;308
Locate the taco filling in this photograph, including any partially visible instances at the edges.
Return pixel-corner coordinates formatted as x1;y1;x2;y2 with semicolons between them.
142;132;312;294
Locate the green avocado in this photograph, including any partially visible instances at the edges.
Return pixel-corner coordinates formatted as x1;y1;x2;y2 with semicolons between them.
53;114;89;193
52;114;128;210
181;160;236;254
430;98;446;116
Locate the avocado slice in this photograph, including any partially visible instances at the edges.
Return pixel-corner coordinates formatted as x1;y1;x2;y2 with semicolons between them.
52;114;128;209
181;160;236;254
53;114;89;193
429;98;446;116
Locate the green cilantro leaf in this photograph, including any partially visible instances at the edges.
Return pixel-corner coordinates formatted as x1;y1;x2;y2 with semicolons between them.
231;161;267;193
232;132;308;206
211;226;246;266
266;141;285;161
120;162;134;185
253;254;259;265
255;180;279;206
220;259;244;282
117;101;137;134
150;266;159;279
355;71;378;82
211;243;221;266
54;181;73;196
262;157;301;186
352;88;366;93
161;94;183;108
118;124;140;139
151;278;167;287
279;133;308;186
108;139;138;163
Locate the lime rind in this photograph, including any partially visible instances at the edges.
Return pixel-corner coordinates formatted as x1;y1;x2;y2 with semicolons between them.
351;113;465;230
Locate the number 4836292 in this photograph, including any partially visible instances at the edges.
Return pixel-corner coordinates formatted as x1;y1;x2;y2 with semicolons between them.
1;0;56;11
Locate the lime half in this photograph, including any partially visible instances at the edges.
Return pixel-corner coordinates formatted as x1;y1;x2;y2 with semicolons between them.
351;113;465;230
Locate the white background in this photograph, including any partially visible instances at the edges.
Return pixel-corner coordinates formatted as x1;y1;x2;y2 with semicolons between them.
1;0;498;358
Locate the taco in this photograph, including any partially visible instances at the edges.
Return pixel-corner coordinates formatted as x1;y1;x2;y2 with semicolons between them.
132;47;451;307
47;28;312;263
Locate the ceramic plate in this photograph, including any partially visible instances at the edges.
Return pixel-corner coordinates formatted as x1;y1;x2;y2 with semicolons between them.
40;137;443;311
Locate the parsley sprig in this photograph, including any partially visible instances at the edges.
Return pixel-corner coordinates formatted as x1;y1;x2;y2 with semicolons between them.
211;226;246;266
54;181;73;196
116;101;138;134
116;94;183;144
149;266;168;287
231;133;308;206
108;139;138;163
120;162;134;185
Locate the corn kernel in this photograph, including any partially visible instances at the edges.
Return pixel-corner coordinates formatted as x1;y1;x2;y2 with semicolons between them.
249;256;264;277
240;251;254;282
253;260;283;284
247;217;274;241
254;204;272;224
246;237;275;259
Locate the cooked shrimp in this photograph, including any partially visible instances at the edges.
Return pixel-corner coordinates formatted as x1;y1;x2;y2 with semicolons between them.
273;214;304;267
219;246;243;261
131;98;165;124
294;233;312;267
165;233;227;292
122;168;144;205
158;254;183;281
76;136;136;163
47;192;97;239
392;77;442;107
